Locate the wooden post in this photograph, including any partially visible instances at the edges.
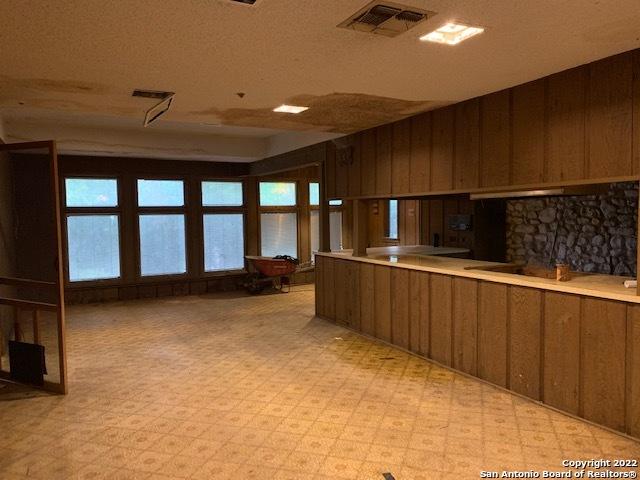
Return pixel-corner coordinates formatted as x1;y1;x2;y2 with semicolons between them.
353;199;369;257
319;161;330;252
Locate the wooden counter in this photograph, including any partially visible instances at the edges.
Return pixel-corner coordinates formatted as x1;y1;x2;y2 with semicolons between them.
315;252;640;439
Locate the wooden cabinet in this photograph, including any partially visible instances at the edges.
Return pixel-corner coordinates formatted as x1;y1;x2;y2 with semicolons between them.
408;270;428;355
581;298;627;431
452;277;478;375
629;305;640;437
546;67;587;182
478;282;508;387
512;80;545;185
391;119;411;195
544;292;581;414
454;99;480;190
431;107;454;191
391;268;410;349
359;263;375;336
429;274;453;365
409;113;431;194
480;90;511;188
374;265;391;342
587;52;633;179
509;286;542;400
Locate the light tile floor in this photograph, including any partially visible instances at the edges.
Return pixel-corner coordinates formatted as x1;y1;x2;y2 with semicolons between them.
0;286;638;479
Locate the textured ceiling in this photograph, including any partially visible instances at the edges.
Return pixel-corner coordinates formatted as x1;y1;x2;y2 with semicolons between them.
1;0;639;160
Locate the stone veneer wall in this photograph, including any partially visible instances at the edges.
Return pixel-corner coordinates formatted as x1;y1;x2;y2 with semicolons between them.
506;182;638;276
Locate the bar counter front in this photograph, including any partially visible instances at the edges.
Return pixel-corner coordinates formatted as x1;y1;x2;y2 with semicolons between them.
314;247;640;440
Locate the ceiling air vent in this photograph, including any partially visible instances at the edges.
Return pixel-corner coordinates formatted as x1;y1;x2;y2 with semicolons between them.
338;1;435;37
229;0;257;4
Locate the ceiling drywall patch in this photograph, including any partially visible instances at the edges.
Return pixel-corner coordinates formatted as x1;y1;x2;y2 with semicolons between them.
195;93;446;133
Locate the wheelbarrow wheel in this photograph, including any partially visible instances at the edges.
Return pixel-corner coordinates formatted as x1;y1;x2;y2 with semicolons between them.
245;273;265;295
279;276;291;293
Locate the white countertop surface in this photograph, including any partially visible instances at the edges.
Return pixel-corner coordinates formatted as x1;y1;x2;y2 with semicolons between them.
318;246;640;304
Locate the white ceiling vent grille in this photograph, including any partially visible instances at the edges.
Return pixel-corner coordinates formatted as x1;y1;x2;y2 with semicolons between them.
338;1;435;37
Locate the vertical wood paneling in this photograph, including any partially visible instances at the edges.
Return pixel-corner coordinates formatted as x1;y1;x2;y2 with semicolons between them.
348;134;362;197
391;268;410;349
429;274;452;366
512;79;545;185
509;286;542;400
628;305;640;437
410;113;431;193
375;124;392;195
418;272;430;356
315;255;324;317
428;200;444;246
547;67;587;182
392;119;411;195
544;292;581;414
480;90;511;187
334;143;349;198
374;265;391;342
633;51;640;176
408;270;421;353
454;99;480;189
478;282;508;387
431;107;454;191
587;53;634;178
452;277;478;375
334;260;348;325
344;261;361;330
359;263;375;336
581;298;626;431
322;256;335;321
360;129;376;196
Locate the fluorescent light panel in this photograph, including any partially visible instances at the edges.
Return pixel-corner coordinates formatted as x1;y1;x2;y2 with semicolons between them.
420;22;484;45
273;104;309;114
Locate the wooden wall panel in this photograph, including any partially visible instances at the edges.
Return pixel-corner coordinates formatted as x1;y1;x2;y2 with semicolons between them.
633;51;640;176
374;265;392;342
547;67;587;182
509;286;542;399
629;305;640;437
408;270;421;354
587;52;634;178
452;277;478;375
544;292;581;414
334;143;349;198
375;124;392;195
348;134;362;197
581;298;626;431
315;255;324;317
391;268;410;349
430;107;454;191
410;113;431;193
344;261;361;330
418;271;430;356
478;282;508;387
480;90;511;187
454;99;480;190
391;119;411;195
360;129;376;196
512;80;545;185
359;263;375;336
334;260;348;326
429;274;453;366
322;256;336;321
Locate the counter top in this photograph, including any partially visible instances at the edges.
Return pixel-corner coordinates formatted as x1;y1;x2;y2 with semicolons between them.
317;247;640;304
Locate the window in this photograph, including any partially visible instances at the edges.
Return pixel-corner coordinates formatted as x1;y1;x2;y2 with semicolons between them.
202;181;245;272
259;182;297;257
388;199;399;240
65;178;121;282
137;179;187;277
309;182;343;259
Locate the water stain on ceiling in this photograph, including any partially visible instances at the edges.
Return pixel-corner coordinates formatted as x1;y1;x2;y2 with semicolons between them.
194;92;446;133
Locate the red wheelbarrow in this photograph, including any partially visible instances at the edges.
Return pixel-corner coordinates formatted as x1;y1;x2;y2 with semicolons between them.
243;255;300;294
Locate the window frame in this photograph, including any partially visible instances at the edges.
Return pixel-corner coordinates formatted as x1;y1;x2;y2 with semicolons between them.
62;175;124;287
200;179;247;276
308;181;344;259
135;176;189;280
258;180;300;259
384;199;400;242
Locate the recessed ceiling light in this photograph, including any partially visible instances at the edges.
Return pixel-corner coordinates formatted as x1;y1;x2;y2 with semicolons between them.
420;22;484;45
273;105;309;114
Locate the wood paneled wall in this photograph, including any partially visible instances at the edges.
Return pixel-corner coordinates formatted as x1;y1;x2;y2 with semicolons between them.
326;50;640;200
316;255;640;439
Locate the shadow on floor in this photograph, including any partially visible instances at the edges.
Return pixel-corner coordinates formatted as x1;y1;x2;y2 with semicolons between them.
0;380;52;402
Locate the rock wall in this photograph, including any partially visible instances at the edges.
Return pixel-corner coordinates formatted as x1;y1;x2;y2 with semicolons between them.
506;182;638;276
